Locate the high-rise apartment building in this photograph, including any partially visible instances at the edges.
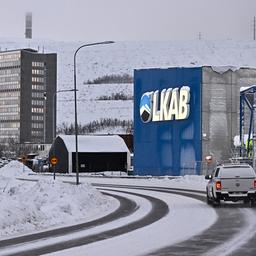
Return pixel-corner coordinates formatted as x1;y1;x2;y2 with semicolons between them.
0;49;57;145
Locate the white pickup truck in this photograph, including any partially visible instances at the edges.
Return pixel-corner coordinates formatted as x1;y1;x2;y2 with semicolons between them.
205;163;256;206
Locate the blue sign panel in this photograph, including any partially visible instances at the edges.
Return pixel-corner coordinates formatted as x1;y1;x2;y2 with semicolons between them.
134;67;202;176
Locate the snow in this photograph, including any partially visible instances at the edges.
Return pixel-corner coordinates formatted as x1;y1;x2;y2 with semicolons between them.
1;38;256;127
0;161;118;238
58;134;129;152
240;84;256;92
0;162;212;238
234;133;252;147
2;163;255;256
49;190;216;256
233;135;241;147
206;208;256;256
0;163;210;234
3;37;255;253
0;160;33;178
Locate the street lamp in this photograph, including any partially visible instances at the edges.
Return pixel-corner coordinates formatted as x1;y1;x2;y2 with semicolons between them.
73;41;115;185
52;89;77;140
52;88;77;180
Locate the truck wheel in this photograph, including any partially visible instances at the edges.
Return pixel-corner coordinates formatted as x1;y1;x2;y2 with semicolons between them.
250;199;256;208
206;194;212;205
243;199;250;205
211;188;220;207
213;198;221;207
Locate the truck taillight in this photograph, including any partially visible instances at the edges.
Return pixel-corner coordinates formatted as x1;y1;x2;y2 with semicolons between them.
254;180;256;189
216;181;222;190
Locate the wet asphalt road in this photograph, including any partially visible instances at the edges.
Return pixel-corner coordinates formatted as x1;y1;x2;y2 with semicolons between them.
95;184;256;256
0;188;168;256
2;182;256;256
147;203;251;256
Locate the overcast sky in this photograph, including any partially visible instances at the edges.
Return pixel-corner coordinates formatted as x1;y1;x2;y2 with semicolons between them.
1;0;256;41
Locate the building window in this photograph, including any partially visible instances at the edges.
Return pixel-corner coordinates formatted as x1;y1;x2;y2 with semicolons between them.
32;84;44;90
32;100;44;106
31;123;44;129
32;77;44;83
32;61;44;67
32;69;44;75
32;115;44;121
32;107;44;113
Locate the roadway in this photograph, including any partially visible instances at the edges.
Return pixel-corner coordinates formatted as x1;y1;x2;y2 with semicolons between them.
1;180;256;255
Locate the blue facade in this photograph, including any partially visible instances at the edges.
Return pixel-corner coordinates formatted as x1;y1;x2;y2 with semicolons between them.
134;67;202;176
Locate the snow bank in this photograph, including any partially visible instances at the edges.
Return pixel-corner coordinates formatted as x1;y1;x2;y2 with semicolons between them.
0;162;118;238
164;174;208;191
0;161;32;178
83;175;208;192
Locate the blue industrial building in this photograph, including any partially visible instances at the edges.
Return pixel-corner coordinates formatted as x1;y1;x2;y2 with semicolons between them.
133;66;256;176
134;67;202;176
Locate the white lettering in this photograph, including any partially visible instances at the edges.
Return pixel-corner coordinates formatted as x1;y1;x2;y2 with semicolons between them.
178;87;190;120
168;88;179;120
140;86;191;123
152;90;160;121
160;88;172;121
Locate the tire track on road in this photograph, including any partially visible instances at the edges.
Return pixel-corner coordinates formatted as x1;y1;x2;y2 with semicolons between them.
0;189;168;256
93;184;254;256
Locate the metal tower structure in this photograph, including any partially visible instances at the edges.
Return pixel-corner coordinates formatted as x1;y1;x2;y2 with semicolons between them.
240;85;256;168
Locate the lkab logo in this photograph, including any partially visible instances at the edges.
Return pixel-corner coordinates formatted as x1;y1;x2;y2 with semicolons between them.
139;86;191;123
140;92;152;123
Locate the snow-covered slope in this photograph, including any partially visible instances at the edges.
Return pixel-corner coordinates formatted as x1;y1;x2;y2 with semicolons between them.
1;38;256;127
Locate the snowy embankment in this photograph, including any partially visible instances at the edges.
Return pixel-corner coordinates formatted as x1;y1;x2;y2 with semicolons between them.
1;38;256;127
81;173;208;192
0;164;217;256
0;161;118;238
0;160;216;253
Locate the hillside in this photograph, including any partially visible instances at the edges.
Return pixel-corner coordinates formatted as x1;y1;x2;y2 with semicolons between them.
1;38;256;133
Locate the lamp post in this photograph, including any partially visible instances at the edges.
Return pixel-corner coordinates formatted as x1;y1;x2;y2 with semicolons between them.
73;41;114;185
52;89;77;140
52;88;76;180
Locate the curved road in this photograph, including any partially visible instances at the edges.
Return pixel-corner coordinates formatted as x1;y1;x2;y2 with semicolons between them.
93;184;256;256
1;181;256;255
0;188;168;256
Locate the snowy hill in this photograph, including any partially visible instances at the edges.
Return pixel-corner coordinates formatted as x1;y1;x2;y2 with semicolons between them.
1;38;256;130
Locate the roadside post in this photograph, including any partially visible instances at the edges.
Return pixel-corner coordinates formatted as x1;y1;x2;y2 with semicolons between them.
50;156;58;180
21;155;27;172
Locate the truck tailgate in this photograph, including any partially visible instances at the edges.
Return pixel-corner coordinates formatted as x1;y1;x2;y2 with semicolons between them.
221;178;255;192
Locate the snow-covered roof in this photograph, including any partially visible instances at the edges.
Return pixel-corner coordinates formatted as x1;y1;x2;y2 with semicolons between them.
240;84;256;93
58;135;129;153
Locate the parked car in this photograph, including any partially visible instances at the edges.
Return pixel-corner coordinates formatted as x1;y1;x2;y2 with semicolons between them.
205;163;256;206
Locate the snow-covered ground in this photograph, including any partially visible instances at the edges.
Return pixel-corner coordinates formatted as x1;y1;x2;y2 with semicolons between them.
0;161;218;256
0;161;211;233
1;38;256;127
0;161;118;238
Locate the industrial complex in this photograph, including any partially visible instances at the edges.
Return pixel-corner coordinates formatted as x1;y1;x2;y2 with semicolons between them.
133;66;256;176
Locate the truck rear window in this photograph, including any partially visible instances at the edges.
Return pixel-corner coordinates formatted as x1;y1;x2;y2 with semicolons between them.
220;166;256;178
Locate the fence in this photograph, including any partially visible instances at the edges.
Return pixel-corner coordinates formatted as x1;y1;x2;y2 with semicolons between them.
179;161;215;176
